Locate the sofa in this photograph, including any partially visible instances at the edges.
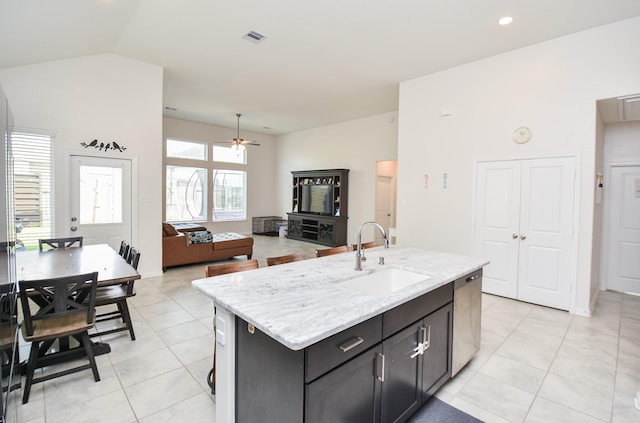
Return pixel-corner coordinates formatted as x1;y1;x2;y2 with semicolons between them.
162;223;253;271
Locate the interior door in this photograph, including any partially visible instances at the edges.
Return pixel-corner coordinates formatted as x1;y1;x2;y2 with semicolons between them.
517;157;576;309
473;160;521;299
375;175;392;240
606;165;640;294
474;157;576;310
69;155;132;250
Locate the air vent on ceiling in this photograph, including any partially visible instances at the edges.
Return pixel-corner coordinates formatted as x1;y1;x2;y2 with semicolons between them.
242;30;266;43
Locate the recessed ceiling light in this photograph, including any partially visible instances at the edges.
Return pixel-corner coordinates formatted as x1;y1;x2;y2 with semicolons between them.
498;16;514;26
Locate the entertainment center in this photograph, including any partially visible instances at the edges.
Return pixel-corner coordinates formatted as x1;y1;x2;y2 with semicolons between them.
287;169;349;247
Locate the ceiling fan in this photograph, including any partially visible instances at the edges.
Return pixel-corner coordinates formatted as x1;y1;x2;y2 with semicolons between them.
224;113;260;151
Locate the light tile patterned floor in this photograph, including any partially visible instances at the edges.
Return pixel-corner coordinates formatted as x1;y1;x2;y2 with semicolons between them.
5;235;640;422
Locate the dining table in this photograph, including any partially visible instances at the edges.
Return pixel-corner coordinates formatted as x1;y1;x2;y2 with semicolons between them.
16;243;141;363
17;244;140;286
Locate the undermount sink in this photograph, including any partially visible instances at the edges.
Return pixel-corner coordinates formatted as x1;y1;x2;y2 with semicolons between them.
339;267;431;297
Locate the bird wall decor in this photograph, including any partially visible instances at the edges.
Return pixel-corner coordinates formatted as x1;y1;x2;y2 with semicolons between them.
80;139;127;152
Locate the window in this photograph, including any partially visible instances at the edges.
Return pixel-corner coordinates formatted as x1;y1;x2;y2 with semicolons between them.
165;138;247;223
11;131;54;250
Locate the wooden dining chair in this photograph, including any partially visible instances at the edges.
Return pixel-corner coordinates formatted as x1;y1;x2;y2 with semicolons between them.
38;236;83;252
315;245;350;257
89;247;141;341
118;240;130;260
204;259;259;277
266;252;305;266
0;283;19;401
351;240;382;251
19;271;100;404
204;258;259;395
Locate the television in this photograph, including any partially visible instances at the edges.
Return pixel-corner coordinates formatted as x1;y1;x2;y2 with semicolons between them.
300;184;333;215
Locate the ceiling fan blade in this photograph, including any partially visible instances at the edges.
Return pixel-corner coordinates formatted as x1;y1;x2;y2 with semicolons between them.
240;140;260;146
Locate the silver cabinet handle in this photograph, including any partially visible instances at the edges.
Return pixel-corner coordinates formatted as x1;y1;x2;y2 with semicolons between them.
339;336;364;352
424;325;431;351
512;233;518;239
377;353;385;382
411;326;431;358
70;226;78;232
520;235;526;240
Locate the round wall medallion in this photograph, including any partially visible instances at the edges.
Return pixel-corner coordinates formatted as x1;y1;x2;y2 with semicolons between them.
513;126;532;144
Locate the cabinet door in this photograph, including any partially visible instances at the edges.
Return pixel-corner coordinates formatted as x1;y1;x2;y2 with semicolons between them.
421;304;452;399
288;216;303;238
318;222;335;244
306;346;382;423
380;322;423;423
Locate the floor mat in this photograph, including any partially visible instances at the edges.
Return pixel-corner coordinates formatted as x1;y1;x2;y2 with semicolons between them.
408;397;484;423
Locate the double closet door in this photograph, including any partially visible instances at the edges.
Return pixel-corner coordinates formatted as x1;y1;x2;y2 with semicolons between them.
473;157;576;310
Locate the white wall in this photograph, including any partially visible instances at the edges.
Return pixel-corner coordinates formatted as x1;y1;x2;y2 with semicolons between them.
163;116;277;234
0;54;163;277
275;112;398;244
397;17;640;314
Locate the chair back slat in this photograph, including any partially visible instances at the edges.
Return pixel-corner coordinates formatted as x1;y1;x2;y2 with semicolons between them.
118;240;130;260
127;247;141;270
204;259;259;277
19;272;98;336
266;252;305;266
315;245;350;257
38;237;84;252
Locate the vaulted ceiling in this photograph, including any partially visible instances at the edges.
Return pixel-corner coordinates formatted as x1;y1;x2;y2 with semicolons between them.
1;0;639;134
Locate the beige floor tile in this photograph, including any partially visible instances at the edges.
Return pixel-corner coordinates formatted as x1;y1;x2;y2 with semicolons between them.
456;372;535;422
507;323;564;352
538;372;614;422
138;392;215;423
185;355;215;393
170;333;215;366
478;354;547;394
145;309;196;331
113;347;183;387
46;390;137;423
156;320;211;346
525;396;608;423
124;367;204;419
494;337;557;371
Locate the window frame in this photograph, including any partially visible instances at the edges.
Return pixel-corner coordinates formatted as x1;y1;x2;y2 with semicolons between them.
164;138;248;224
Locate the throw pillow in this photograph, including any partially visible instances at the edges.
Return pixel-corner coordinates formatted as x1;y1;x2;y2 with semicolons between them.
163;223;179;237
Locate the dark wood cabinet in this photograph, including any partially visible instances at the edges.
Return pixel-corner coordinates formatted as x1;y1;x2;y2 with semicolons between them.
288;169;349;246
306;346;382;423
235;277;459;423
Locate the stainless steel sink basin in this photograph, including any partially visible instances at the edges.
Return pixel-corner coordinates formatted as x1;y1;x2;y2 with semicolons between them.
339;267;430;297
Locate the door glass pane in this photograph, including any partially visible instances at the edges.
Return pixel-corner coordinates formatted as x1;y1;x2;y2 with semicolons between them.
79;165;122;224
212;169;246;221
167;139;207;160
166;165;207;222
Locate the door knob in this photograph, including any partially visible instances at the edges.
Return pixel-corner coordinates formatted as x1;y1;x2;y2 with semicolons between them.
70;226;78;232
512;234;518;239
520;235;526;240
71;217;77;222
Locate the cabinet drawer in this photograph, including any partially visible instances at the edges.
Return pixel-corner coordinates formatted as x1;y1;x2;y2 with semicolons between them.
305;315;382;383
383;283;453;339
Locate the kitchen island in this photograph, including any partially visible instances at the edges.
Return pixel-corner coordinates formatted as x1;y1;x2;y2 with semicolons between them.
192;246;488;423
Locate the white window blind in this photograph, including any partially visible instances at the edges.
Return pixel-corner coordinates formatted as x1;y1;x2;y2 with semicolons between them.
11;131;54;250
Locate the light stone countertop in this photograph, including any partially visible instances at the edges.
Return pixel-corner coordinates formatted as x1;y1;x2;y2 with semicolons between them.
192;246;489;350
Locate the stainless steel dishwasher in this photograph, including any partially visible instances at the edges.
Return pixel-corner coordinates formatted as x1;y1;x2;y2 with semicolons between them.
451;269;482;376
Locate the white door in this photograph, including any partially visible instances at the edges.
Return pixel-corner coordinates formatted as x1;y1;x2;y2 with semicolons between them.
474;157;576;310
517;158;576;309
606;165;640;294
474;160;521;299
70;155;132;250
375;175;392;240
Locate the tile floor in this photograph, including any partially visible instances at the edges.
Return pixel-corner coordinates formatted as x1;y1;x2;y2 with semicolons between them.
4;235;640;423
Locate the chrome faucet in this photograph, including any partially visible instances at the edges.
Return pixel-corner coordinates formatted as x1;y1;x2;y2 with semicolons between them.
355;221;390;271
